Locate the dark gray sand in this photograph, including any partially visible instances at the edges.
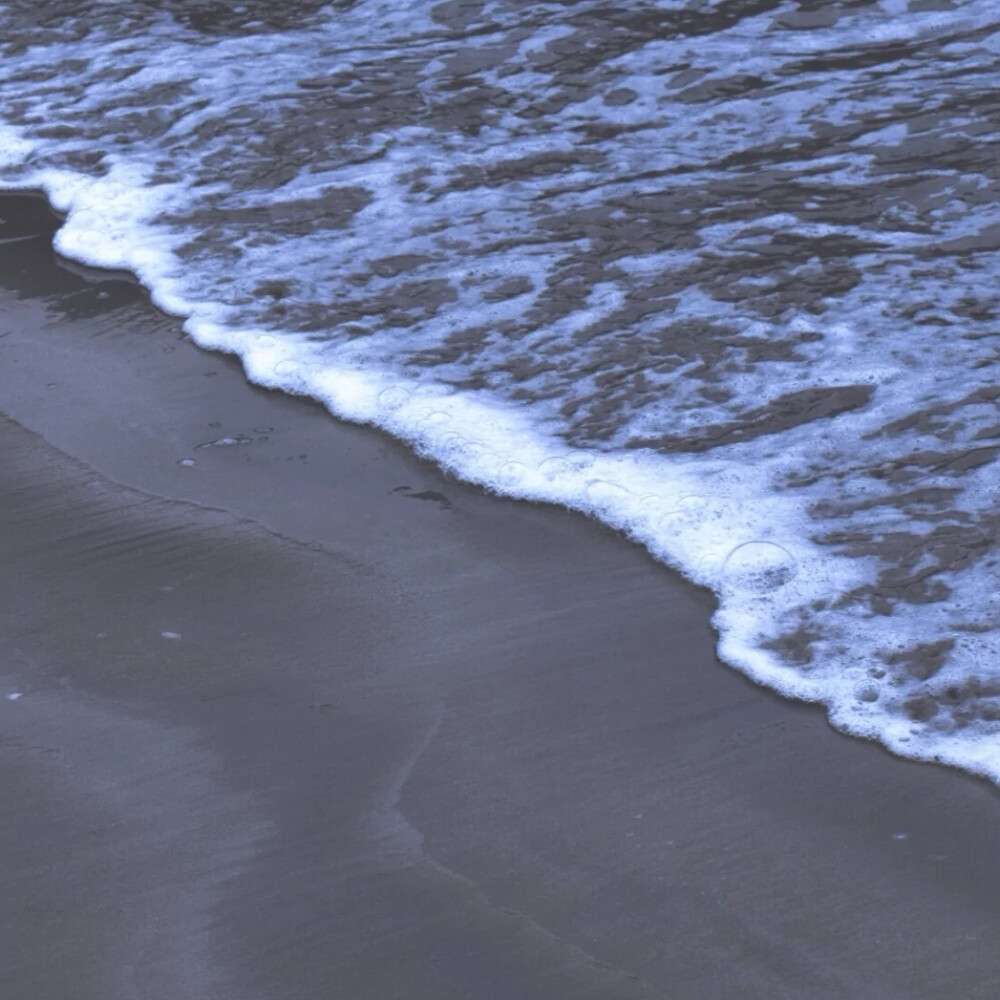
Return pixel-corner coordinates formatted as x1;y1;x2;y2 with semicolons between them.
3;193;1000;999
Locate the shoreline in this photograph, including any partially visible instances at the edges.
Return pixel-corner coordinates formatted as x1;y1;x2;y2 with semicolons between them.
4;191;1000;997
7;185;993;784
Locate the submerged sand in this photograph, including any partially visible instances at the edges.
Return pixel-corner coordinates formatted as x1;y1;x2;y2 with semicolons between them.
3;193;1000;998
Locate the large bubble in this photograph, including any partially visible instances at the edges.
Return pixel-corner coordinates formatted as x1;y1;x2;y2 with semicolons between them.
722;541;797;594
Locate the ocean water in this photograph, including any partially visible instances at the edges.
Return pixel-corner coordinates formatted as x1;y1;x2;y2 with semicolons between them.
1;0;998;778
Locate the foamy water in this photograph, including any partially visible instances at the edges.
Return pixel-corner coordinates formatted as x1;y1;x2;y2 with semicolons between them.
2;0;999;778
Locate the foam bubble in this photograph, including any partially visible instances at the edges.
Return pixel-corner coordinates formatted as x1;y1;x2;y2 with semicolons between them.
495;460;530;490
584;478;633;510
721;542;798;595
415;410;452;430
378;386;411;411
537;453;594;479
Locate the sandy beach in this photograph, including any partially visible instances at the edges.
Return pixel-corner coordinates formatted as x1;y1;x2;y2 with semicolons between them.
3;191;1000;999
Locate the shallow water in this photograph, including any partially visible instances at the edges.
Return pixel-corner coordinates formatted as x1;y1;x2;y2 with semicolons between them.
1;0;998;778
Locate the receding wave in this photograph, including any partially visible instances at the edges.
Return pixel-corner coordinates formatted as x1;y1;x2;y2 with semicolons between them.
2;0;999;778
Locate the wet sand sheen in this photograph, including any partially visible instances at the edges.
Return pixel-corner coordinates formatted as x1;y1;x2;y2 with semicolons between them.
2;192;1000;998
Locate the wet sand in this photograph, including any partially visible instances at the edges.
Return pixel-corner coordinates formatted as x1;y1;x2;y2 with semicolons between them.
3;191;1000;999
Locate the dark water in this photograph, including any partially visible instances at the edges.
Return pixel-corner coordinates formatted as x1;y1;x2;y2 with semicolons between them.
1;0;998;777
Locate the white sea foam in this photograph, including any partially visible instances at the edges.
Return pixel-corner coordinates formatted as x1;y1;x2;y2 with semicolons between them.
2;0;999;780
